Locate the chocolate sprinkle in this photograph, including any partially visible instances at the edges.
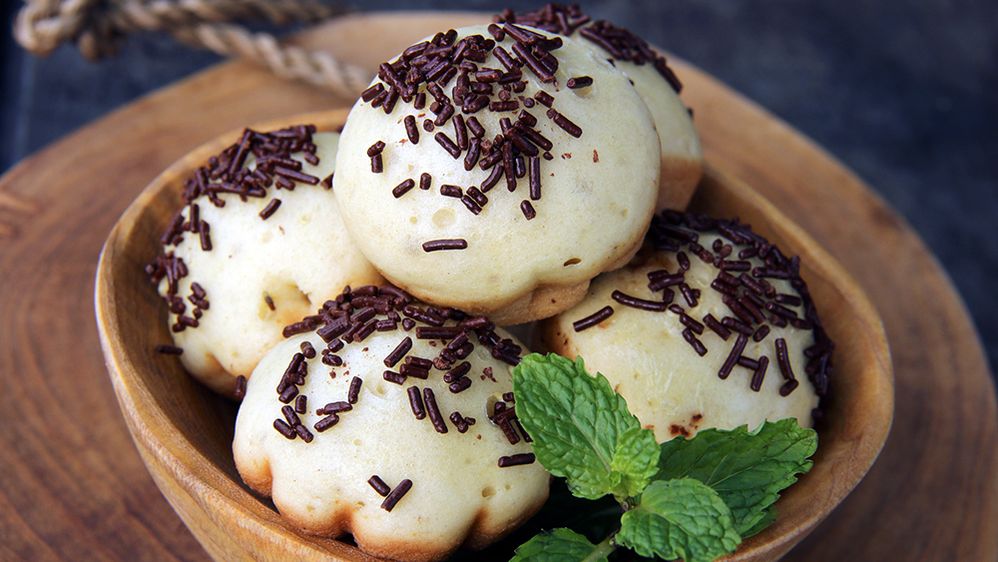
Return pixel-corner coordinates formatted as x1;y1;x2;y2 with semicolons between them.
407;386;426;419
434;132;462;158
534;90;554;107
259;198;281;219
520;199;536;220
380;479;412;512
545;108;583;138
440;184;463;198
498;453;536;467
317;401;352;415
572;305;614;332
682;328;708;356
392;178;416;198
611;290;668;311
482;164;504;192
361;83;384;102
775;337;797;383
273;419;296;440
294;423;314;443
423;387;448;433
703;314;730;340
444;362;471;383
780;379;800;397
404;115;420;144
278;384;299;404
467;116;485;137
720;335;748;380
198;222;211;252
384;336;413;368
274;166;319;186
367;141;386;157
383;369;406;385
449;412;472;433
422;238;468;252
314;414;339;432
348;376;362;404
368;475;391;497
750;356;770;392
528;155;541;200
449;377;472;393
753;325;771;342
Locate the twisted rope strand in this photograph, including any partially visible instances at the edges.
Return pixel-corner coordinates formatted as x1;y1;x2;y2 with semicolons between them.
13;0;371;97
15;0;100;56
172;21;372;97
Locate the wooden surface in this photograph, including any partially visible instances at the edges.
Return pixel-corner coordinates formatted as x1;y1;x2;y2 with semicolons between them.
0;10;995;562
94;107;894;561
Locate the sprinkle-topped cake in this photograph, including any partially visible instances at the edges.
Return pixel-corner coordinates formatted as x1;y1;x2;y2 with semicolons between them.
146;127;382;395
332;24;663;325
541;210;833;441
233;285;548;561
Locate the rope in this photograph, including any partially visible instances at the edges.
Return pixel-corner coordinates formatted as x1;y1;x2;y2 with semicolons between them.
13;0;373;98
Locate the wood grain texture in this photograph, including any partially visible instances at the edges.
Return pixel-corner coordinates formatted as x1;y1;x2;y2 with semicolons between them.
0;10;994;562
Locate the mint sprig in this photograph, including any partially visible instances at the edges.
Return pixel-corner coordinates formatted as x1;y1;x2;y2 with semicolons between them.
510;353;818;562
512;353;659;501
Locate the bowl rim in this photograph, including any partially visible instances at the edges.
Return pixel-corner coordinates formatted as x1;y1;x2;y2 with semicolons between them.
95;110;894;561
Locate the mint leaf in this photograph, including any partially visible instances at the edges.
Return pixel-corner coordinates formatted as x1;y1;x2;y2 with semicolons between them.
656;418;817;534
740;506;776;538
513;353;657;500
610;426;659;499
617;478;741;562
510;528;612;562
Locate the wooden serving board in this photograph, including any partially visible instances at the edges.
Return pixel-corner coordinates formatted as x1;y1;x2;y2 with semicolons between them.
0;11;994;562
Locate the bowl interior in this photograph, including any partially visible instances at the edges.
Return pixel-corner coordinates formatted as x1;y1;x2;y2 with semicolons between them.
96;110;893;561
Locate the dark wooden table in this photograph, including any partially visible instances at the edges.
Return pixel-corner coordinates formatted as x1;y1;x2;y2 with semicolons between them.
2;0;995;372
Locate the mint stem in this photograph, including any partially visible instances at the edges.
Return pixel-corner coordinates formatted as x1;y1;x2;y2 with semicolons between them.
582;533;617;562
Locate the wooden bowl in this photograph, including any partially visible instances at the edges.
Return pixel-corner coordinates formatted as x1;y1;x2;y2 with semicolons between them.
95;110;893;561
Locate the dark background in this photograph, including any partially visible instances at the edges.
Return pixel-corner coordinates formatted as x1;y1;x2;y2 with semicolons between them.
1;0;995;372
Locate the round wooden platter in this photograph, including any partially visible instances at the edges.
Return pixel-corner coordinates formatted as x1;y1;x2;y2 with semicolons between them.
0;10;994;562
